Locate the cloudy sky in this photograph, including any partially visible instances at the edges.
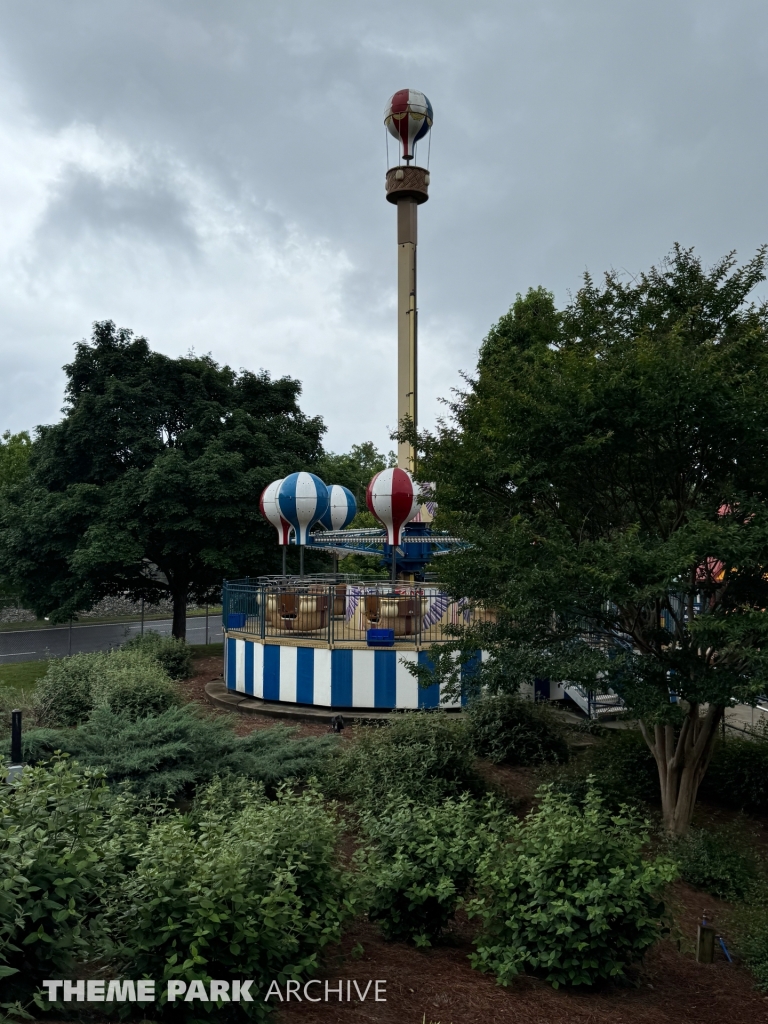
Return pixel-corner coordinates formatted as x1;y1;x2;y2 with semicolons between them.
0;0;766;453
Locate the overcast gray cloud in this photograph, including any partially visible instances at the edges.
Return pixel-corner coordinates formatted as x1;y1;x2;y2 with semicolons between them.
0;0;766;452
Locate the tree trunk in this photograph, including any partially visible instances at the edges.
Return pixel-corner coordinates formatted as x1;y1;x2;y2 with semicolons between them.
171;589;187;640
639;702;723;836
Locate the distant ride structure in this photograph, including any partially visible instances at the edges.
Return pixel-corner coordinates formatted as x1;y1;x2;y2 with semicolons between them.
384;88;432;472
384;88;433;164
221;90;493;713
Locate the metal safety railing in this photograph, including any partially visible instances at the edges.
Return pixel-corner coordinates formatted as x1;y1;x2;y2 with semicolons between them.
222;576;495;647
563;682;626;719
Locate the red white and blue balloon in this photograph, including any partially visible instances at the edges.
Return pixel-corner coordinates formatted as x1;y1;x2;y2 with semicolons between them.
384;89;433;161
259;478;292;545
278;472;329;545
366;468;419;546
319;484;357;531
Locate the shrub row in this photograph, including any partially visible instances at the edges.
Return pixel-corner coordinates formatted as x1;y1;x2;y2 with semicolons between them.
321;694;569;811
122;630;194;680
108;777;350;1021
355;781;674;986
550;719;768;818
671;823;761;902
0;698;684;1011
357;794;509;946
467;785;676;987
36;647;182;727
550;728;659;812
466;693;569;766
12;705;338;798
0;762;348;1021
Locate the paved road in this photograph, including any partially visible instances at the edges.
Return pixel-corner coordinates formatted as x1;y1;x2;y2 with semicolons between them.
0;616;224;664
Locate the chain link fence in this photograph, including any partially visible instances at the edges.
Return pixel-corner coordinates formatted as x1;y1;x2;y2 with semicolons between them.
0;612;223;665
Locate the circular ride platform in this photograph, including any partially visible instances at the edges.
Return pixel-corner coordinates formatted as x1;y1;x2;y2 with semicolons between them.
221;575;490;713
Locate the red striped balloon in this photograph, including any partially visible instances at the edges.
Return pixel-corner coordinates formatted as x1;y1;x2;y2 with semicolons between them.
366;468;419;545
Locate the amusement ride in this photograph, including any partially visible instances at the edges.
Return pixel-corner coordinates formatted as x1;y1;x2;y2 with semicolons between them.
221;90;488;712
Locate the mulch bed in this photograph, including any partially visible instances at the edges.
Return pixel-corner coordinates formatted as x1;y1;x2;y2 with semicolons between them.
275;902;766;1024
182;655;331;738
181;654;768;1024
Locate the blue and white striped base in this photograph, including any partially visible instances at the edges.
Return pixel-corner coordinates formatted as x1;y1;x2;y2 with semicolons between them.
224;635;484;710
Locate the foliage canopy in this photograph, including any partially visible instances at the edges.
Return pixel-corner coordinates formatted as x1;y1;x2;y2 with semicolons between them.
0;431;31;492
417;246;768;833
0;321;325;635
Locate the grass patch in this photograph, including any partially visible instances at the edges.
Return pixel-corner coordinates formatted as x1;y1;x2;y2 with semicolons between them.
0;660;48;691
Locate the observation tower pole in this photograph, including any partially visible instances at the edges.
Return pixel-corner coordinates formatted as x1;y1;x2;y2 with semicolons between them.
384;90;432;472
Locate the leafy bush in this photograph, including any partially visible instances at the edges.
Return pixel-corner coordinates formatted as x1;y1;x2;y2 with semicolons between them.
0;759;113;1005
358;794;510;946
0;765;347;1019
35;648;181;726
12;706;338;798
467;783;676;987
672;823;761;901
467;693;569;765
106;780;351;1022
700;734;768;813
550;728;659;811
322;711;482;808
122;630;194;680
736;906;768;991
90;652;181;720
34;652;96;726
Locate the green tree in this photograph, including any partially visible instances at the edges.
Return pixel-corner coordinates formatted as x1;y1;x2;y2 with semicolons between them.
0;431;32;604
416;247;768;835
315;442;395;575
0;322;325;637
316;441;394;509
0;431;32;490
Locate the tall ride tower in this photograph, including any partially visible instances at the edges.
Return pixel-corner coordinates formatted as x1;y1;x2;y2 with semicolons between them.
384;89;433;472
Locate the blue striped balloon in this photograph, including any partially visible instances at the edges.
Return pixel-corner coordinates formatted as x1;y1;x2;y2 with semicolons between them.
277;472;329;545
319;484;357;531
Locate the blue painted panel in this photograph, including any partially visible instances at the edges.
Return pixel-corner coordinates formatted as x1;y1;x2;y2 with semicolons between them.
244;641;254;696
226;637;237;691
417;650;440;709
297;647;314;704
374;649;397;708
460;650;483;706
331;648;353;707
263;645;280;701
